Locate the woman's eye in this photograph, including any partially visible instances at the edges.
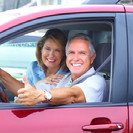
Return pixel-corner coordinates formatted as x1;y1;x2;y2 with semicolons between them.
55;49;61;53
45;47;50;50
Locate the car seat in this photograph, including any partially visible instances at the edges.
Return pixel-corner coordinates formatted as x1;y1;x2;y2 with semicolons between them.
93;43;111;102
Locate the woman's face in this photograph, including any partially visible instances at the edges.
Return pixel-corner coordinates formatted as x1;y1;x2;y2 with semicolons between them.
41;38;64;70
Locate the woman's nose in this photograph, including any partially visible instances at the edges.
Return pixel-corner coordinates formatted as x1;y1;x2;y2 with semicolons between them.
49;50;54;56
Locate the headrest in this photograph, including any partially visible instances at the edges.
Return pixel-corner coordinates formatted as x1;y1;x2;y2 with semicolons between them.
93;43;111;73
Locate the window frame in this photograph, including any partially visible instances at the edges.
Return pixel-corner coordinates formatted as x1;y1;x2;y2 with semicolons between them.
0;12;128;109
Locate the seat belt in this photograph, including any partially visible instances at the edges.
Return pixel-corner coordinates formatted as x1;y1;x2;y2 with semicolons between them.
89;54;111;77
95;54;111;74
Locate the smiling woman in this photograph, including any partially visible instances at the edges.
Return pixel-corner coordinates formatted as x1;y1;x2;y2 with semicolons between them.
35;28;68;82
0;29;69;101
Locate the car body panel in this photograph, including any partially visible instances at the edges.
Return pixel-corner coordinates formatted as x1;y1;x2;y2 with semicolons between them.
0;5;125;32
124;5;133;12
0;3;132;133
0;12;115;44
0;103;128;133
126;11;133;133
129;104;133;132
126;11;133;102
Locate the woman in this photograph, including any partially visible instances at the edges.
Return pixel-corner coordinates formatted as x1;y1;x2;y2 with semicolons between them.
0;29;68;97
27;28;68;85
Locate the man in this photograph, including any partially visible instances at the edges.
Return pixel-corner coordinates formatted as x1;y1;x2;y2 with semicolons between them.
15;33;106;106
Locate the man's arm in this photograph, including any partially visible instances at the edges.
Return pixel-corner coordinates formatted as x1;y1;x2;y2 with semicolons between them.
0;68;24;96
15;74;86;106
48;86;86;105
15;86;86;106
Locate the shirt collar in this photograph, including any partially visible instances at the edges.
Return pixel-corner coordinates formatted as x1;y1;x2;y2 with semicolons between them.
70;67;95;84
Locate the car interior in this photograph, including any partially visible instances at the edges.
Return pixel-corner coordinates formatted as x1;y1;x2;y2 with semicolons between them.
0;20;112;103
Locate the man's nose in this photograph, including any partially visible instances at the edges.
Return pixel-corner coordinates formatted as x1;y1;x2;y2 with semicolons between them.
73;54;79;60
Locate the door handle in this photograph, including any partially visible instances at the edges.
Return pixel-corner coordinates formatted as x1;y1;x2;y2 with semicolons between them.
82;123;124;131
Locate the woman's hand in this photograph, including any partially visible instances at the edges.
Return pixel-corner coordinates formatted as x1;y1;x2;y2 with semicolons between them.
36;74;64;86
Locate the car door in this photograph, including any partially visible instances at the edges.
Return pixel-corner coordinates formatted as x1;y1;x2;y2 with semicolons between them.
126;6;133;133
0;6;129;133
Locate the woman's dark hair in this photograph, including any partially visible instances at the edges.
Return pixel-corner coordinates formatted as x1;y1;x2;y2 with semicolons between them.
36;29;67;71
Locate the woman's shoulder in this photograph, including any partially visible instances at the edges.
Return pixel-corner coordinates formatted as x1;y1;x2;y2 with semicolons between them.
27;61;45;79
57;66;69;75
29;61;38;66
28;61;42;71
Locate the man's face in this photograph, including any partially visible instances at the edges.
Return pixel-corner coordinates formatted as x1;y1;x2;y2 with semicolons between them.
66;38;96;81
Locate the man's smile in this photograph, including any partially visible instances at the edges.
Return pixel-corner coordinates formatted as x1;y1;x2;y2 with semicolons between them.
71;63;82;67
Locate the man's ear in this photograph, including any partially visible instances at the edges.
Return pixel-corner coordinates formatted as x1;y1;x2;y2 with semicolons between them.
91;53;96;64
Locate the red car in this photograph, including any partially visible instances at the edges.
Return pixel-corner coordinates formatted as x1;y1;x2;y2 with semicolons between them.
0;0;133;132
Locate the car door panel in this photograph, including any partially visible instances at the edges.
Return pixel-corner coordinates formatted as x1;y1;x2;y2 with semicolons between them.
126;12;133;133
0;6;130;133
0;104;128;133
129;105;133;132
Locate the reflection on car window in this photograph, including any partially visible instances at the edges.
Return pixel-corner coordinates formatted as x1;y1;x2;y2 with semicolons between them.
0;22;112;104
0;32;42;81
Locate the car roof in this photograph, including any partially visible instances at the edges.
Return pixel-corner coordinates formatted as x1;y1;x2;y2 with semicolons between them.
0;4;127;33
124;5;133;12
82;0;120;4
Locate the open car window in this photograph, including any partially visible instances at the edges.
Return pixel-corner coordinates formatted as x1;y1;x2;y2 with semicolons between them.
0;32;43;81
0;17;113;107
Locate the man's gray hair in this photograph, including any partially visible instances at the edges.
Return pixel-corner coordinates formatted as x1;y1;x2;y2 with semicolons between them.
66;33;96;57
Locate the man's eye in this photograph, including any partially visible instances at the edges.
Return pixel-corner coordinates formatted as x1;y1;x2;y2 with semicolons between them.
68;51;74;55
79;51;86;55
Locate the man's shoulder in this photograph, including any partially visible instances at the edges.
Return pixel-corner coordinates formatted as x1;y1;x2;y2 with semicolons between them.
79;67;106;86
84;67;105;81
85;73;106;90
87;72;106;83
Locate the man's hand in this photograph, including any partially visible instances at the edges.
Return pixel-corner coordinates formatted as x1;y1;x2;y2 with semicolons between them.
15;74;45;106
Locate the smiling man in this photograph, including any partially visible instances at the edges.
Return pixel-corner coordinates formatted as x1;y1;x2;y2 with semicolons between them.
15;33;106;106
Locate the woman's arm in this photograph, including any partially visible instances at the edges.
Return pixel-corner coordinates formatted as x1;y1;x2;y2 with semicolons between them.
0;68;24;96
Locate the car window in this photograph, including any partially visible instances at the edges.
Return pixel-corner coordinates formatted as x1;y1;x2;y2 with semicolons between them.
0;20;112;105
0;31;43;81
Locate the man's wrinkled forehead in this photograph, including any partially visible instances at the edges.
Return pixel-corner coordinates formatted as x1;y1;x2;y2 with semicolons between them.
67;38;91;53
67;38;89;50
